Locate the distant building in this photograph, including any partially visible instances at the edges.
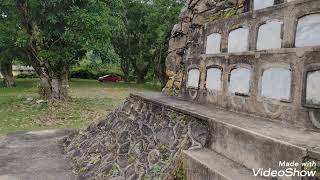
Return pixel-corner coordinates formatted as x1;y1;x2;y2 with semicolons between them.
0;65;35;78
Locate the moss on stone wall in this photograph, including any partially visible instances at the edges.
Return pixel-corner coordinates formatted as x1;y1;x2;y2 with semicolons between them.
163;0;241;96
207;7;238;22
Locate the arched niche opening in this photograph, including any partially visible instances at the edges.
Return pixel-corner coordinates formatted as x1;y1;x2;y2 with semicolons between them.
206;33;221;54
254;0;274;10
206;67;222;91
228;27;249;53
257;20;283;50
229;66;251;95
261;67;292;101
187;68;200;89
309;110;320;129
306;70;320;105
295;14;320;47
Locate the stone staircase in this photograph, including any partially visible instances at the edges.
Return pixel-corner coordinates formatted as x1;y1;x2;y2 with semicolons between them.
132;92;320;180
184;149;266;180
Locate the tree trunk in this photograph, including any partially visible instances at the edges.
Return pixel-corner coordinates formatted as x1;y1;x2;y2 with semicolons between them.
0;61;15;87
155;44;168;89
132;59;150;84
34;63;69;101
158;63;168;89
51;68;68;100
24;54;69;101
39;76;52;99
121;58;130;83
136;71;146;84
39;76;68;100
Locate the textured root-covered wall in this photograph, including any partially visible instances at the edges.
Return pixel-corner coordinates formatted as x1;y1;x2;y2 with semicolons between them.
63;95;209;179
163;0;248;95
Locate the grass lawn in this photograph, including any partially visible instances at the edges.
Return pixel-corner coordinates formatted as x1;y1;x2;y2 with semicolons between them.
0;78;160;134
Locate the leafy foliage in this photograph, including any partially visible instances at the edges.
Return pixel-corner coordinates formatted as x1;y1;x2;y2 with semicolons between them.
0;0;124;99
70;57;123;80
1;0;185;92
0;0;18;86
113;0;185;84
14;0;120;66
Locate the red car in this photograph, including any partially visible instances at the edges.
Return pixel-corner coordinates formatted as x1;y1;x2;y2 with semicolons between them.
98;75;121;82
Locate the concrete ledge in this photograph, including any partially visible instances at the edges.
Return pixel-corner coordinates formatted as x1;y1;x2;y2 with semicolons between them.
131;92;320;171
197;46;320;59
183;149;266;180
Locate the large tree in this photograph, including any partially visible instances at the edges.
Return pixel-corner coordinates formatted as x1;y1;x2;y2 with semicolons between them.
113;0;184;85
146;0;185;87
0;0;17;87
0;50;16;87
1;0;122;100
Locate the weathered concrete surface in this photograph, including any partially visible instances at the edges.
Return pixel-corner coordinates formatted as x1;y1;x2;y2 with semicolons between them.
132;92;320;153
0;129;76;180
163;0;246;95
165;0;320;129
133;92;320;179
183;149;266;180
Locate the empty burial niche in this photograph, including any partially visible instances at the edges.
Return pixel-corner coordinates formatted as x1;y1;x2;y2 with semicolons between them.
254;0;274;10
206;33;221;54
306;71;320;105
261;68;291;100
206;67;222;91
229;67;251;95
228;27;249;53
257;20;283;50
187;69;200;88
295;14;320;47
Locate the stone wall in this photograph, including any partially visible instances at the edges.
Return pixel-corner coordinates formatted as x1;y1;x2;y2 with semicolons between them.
163;0;320;129
163;0;247;95
63;95;209;180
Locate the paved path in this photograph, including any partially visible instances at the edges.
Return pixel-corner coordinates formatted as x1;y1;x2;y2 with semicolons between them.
0;129;76;180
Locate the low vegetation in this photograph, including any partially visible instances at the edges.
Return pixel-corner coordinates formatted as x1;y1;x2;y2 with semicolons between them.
0;78;160;134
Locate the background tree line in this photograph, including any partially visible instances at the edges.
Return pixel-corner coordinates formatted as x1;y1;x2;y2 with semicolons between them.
0;0;185;100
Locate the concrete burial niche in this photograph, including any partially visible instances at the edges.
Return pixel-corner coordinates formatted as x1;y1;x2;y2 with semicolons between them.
228;27;249;53
295;13;320;47
306;70;320;105
254;0;274;10
229;66;251;95
187;68;200;89
206;33;221;54
261;67;292;101
309;109;320;128
206;67;222;91
257;20;283;50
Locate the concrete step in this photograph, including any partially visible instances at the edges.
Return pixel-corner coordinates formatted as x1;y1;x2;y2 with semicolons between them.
132;92;320;177
183;148;266;180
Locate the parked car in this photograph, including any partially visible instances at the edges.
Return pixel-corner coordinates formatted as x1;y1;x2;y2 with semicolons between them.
98;75;121;82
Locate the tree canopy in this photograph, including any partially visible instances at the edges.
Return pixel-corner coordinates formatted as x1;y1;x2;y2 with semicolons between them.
0;0;185;98
113;0;185;85
0;0;123;99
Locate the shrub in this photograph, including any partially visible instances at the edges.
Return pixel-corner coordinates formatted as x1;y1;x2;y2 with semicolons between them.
70;59;123;79
16;73;38;78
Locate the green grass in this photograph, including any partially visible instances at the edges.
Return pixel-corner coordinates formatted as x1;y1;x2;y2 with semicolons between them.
0;78;161;134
